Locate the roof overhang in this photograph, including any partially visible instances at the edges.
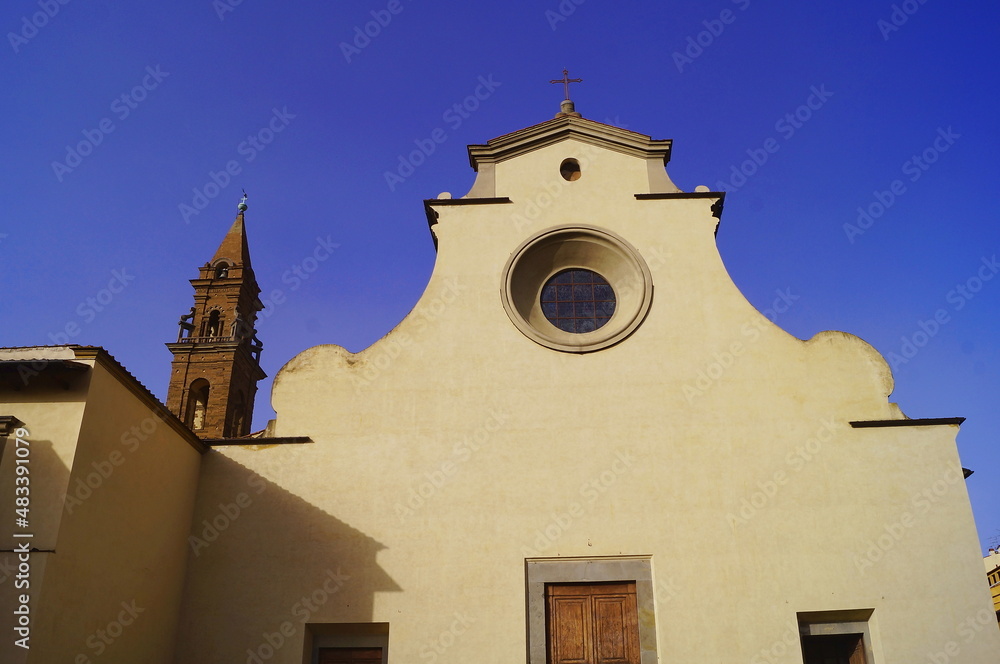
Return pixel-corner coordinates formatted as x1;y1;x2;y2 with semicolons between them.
0;346;208;454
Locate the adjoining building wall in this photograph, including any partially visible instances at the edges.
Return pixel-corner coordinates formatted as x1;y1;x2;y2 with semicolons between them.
174;123;1000;663
0;347;89;664
987;549;1000;623
0;347;204;664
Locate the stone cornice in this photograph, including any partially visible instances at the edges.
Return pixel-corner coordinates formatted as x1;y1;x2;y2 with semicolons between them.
849;417;965;428
467;116;672;170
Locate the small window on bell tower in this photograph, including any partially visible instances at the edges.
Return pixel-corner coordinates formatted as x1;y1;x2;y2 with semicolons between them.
228;390;246;437
215;262;230;279
206;310;223;338
186;380;210;431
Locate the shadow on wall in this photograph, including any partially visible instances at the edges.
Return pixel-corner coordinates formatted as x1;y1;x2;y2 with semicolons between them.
5;434;71;542
173;450;400;662
0;436;70;663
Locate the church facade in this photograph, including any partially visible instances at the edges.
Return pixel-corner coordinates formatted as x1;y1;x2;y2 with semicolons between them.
3;101;999;663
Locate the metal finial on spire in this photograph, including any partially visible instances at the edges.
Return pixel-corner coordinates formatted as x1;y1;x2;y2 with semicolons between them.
550;68;582;101
550;69;583;118
238;189;248;212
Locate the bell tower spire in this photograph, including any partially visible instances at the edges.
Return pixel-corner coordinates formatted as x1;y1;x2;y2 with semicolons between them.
166;196;266;439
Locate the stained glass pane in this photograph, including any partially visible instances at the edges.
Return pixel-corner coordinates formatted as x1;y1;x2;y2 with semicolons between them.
594;284;614;300
539;269;616;333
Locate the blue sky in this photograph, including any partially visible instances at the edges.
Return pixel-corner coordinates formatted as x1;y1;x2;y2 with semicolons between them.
2;1;998;552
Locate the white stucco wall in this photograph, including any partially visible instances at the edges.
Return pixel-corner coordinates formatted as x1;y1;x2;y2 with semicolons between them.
175;125;1000;663
0;349;203;664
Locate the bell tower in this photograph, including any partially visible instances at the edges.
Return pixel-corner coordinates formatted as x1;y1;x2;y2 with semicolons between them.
166;196;266;438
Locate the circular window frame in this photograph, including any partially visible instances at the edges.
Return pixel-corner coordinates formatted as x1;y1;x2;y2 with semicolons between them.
501;225;653;353
559;158;582;181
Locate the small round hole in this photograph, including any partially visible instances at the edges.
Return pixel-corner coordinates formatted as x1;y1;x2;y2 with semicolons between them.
560;158;581;181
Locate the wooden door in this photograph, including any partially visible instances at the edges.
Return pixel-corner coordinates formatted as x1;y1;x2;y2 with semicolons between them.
318;647;383;664
546;582;640;664
801;633;867;664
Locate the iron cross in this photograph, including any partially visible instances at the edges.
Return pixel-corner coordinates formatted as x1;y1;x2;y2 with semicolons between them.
550;69;582;100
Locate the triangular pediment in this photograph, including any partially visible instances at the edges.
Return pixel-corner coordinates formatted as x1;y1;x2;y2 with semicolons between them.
467;116;672;170
459;115;680;199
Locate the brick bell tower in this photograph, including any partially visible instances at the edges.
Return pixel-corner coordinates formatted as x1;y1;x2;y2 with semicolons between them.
166;195;265;439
